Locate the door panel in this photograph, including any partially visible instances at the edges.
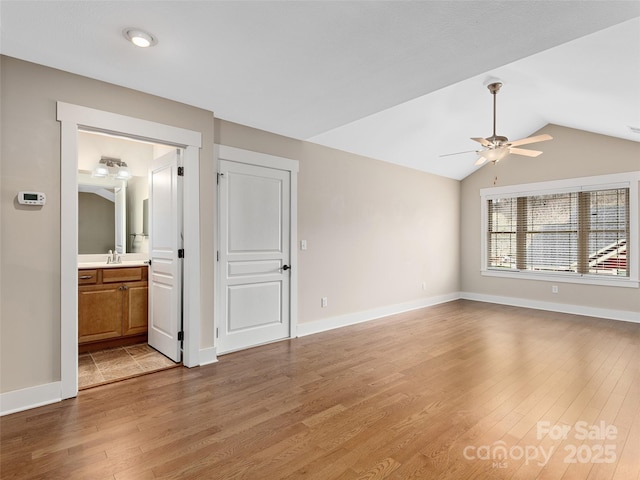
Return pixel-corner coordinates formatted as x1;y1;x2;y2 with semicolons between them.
218;160;291;354
78;285;123;343
228;282;282;331
228;174;283;252
148;149;182;362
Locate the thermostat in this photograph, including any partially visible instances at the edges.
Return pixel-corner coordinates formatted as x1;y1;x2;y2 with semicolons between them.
18;192;46;206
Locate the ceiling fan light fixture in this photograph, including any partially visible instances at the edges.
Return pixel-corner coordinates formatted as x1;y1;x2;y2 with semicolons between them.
123;28;158;48
479;147;509;163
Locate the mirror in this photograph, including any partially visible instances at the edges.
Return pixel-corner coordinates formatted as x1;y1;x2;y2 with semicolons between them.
78;172;149;254
77;130;154;256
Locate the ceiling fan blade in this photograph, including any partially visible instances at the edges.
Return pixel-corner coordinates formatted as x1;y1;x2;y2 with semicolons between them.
509;147;542;157
471;137;492;146
439;149;477;157
474;157;488;166
508;134;553;147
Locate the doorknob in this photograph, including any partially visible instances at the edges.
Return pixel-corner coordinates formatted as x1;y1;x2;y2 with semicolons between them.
281;265;291;271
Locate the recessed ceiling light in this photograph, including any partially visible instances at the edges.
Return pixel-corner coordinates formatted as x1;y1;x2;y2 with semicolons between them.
628;125;640;135
123;28;158;48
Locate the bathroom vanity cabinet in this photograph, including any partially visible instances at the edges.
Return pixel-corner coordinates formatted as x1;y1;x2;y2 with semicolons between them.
78;265;148;352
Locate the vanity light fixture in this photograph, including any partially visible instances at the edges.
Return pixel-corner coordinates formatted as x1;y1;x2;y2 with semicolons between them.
115;164;132;180
92;163;110;177
122;28;158;48
92;157;131;181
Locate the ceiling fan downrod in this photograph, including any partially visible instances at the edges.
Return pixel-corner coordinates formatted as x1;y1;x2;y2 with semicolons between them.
487;82;507;146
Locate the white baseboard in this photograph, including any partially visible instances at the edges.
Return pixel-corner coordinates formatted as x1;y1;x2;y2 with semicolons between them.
297;293;460;337
198;347;218;366
0;382;61;417
460;292;640;324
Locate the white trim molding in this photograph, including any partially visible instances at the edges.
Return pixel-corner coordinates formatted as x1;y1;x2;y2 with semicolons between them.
0;382;61;417
57;102;203;400
57;102;201;148
198;347;219;366
480;171;640;288
297;293;460;337
461;292;640;324
214;144;299;355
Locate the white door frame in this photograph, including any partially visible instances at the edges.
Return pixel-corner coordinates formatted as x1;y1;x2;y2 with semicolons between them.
58;102;202;400
215;145;299;352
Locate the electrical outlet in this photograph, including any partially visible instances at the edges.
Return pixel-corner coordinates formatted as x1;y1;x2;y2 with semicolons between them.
321;297;328;308
552;285;559;294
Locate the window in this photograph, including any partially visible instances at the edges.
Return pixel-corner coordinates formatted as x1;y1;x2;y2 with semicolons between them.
481;173;639;287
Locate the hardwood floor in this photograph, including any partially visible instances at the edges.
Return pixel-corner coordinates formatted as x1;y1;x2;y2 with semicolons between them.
2;300;639;479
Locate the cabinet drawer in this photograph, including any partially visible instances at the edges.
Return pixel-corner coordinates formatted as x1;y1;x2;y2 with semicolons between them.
78;270;97;285
103;267;143;283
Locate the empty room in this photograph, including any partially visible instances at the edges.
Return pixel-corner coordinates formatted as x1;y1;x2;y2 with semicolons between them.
1;1;639;479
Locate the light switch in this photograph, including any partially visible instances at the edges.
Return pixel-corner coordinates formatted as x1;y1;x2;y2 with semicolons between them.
300;239;307;250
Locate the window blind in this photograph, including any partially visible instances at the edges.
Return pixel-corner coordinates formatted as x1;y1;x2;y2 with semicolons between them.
487;188;629;277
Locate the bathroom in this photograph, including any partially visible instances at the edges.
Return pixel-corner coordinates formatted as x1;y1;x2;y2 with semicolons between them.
76;131;179;388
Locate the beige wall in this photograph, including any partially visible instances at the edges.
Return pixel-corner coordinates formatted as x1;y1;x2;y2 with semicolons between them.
460;124;640;313
215;120;461;324
1;56;461;396
0;56;216;393
3;55;636;401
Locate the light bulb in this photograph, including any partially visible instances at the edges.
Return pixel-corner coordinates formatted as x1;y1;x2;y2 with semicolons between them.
92;164;109;177
115;166;132;180
131;32;151;48
123;28;157;48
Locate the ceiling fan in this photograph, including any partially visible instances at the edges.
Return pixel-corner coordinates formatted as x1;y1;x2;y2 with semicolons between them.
442;81;552;166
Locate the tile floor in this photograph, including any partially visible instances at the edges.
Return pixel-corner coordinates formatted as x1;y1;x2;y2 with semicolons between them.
79;343;180;389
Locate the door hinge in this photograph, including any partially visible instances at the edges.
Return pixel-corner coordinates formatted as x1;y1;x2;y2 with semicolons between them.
178;331;184;341
178;166;184;176
217;172;224;184
216;251;219;262
216;327;219;338
178;249;185;258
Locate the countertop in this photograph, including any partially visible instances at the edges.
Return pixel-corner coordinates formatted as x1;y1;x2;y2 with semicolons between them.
78;261;149;269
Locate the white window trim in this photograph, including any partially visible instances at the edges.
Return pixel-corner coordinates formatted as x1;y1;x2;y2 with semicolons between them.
480;172;640;288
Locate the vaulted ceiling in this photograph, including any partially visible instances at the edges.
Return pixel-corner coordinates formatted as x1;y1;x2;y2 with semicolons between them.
2;1;639;179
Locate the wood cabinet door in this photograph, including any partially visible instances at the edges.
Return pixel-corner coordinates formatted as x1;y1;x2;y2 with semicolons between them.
123;282;149;337
78;284;123;343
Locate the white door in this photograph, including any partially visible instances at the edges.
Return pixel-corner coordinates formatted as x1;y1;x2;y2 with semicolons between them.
148;149;182;362
218;159;291;354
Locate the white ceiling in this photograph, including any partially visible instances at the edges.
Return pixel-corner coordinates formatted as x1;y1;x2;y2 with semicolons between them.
1;1;639;180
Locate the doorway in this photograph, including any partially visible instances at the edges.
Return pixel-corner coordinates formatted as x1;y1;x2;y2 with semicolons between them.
58;102;202;399
216;145;299;354
76;132;183;389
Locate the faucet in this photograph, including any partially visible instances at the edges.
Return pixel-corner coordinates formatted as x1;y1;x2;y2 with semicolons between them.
107;249;121;264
